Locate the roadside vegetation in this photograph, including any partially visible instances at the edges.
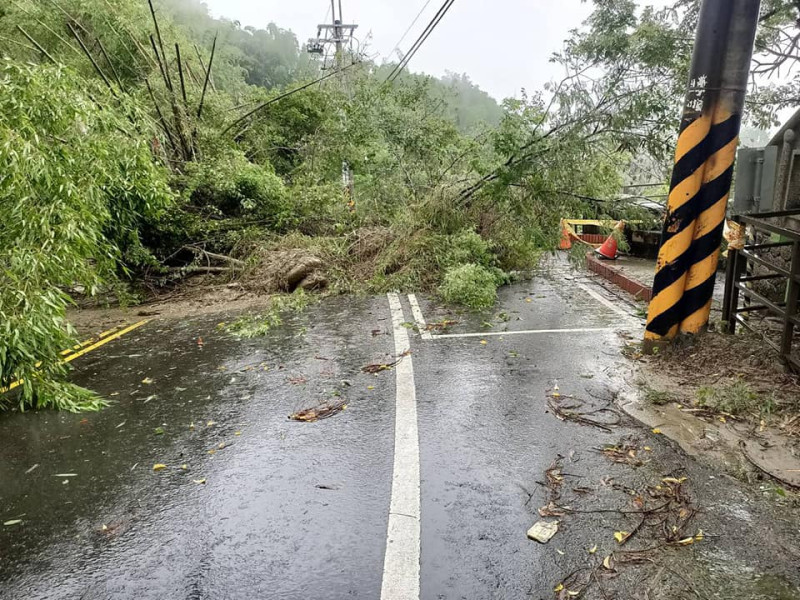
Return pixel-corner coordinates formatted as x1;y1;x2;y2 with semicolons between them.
1;0;798;410
224;290;314;339
638;330;799;425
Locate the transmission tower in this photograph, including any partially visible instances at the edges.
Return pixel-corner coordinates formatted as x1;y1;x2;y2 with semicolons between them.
307;1;358;69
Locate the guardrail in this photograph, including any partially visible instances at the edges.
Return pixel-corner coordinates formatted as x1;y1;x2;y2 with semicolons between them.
721;209;800;370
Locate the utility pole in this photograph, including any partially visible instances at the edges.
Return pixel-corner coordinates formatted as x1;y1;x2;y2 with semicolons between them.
334;0;343;66
644;0;761;349
306;2;359;210
307;0;358;69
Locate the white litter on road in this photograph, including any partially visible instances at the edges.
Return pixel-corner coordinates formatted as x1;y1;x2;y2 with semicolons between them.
527;520;560;543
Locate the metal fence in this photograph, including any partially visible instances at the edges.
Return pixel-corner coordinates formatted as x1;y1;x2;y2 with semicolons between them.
721;209;800;370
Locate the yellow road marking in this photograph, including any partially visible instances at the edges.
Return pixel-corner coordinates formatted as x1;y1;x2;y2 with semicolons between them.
2;320;149;394
63;320;149;363
59;325;123;358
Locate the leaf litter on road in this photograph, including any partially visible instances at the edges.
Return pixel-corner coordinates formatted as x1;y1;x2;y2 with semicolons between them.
425;319;458;331
361;350;411;374
547;389;622;432
595;439;648;467
289;399;348;422
539;397;707;599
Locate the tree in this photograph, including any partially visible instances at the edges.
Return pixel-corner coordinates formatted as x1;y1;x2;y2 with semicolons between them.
555;0;800;136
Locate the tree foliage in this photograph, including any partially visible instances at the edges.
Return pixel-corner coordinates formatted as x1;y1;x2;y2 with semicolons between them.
0;60;171;410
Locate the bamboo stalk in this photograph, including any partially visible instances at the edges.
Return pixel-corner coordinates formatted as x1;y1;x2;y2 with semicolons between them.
196;35;217;119
67;23;116;95
17;26;57;64
11;0;81;56
47;0;90;36
149;38;194;160
97;38;124;91
147;0;173;92
99;0;155;68
194;43;216;91
184;247;246;266
175;43;188;106
146;78;179;156
98;16;143;73
184;59;201;87
0;33;38;54
150;35;171;92
222;61;360;135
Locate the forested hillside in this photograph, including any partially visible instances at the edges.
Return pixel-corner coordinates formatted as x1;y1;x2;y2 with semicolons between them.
1;0;798;410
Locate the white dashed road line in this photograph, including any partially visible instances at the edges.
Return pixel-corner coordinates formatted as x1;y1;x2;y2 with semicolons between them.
407;294;432;340
381;293;421;600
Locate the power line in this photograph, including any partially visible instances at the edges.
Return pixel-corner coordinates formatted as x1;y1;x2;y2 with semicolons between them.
321;4;331;29
386;0;453;82
387;0;434;60
386;0;455;83
222;61;361;135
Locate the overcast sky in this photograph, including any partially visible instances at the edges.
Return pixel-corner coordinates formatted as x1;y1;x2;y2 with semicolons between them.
201;0;604;101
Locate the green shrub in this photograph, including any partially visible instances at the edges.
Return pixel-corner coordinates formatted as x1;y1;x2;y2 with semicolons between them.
439;263;499;309
181;151;290;226
442;229;494;268
643;387;674;405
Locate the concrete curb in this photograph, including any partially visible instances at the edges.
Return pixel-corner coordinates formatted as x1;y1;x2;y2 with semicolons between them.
586;252;653;302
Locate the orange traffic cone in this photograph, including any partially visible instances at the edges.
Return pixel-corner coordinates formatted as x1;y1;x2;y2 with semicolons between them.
595;221;625;260
559;220;573;250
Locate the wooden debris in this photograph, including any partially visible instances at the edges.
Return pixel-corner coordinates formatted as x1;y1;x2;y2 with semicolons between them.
362;350;411;374
547;394;621;432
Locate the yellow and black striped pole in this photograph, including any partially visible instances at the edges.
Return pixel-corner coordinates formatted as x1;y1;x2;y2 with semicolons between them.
680;0;762;334
645;0;761;347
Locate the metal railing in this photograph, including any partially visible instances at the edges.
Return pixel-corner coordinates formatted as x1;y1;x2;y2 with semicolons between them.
722;209;800;370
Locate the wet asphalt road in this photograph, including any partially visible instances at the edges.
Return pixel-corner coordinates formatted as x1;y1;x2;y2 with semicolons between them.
2;261;800;600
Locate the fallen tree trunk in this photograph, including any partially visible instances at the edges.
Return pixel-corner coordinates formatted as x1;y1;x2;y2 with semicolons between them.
184;246;246;267
167;265;234;275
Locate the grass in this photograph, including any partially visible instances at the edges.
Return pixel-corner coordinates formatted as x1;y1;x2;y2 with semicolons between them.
643;386;675;406
695;379;766;416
